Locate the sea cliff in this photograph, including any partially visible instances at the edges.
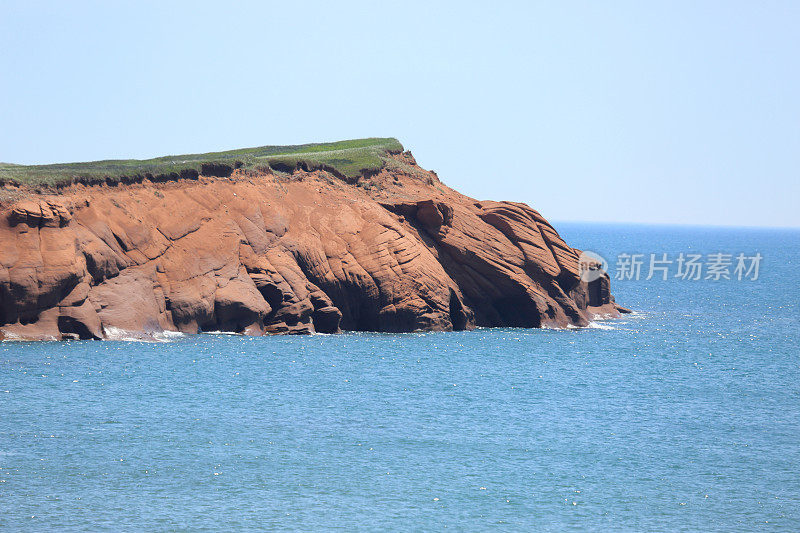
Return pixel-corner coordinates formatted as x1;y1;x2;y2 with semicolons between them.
0;139;626;340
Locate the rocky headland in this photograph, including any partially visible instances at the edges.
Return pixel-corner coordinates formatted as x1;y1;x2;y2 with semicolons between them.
0;139;627;340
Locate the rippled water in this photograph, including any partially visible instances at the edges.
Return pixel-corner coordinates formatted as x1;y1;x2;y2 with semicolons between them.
1;224;798;531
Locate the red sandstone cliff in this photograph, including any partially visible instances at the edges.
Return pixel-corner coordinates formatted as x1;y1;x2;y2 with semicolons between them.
0;152;626;340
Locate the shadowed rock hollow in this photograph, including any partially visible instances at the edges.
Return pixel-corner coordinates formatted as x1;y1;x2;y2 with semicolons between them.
0;151;627;340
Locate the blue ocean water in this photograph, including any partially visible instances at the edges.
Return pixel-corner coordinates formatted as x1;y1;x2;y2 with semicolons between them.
1;223;799;531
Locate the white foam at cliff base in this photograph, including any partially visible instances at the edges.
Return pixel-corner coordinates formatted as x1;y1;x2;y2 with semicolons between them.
0;331;58;341
102;326;145;342
584;321;616;330
103;326;184;343
590;312;618;320
562;322;616;330
152;330;185;342
1;332;23;341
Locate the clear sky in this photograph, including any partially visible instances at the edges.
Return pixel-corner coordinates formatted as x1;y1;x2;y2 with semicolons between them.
1;1;798;227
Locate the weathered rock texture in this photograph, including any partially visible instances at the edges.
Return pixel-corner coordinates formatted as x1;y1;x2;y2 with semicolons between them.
0;152;626;340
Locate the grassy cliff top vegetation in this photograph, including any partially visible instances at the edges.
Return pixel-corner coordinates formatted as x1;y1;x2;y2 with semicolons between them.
0;138;404;188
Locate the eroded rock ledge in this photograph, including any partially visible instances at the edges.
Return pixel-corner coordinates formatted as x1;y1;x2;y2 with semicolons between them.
0;152;627;340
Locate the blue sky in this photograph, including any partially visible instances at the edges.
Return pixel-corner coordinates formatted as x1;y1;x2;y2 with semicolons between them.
1;1;798;227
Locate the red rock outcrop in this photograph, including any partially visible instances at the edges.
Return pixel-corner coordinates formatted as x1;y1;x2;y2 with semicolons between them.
0;152;626;340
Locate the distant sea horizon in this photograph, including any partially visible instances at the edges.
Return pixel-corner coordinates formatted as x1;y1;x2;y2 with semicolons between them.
552;219;800;231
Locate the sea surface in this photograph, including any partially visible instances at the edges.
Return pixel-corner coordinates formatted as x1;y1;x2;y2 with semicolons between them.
1;223;799;531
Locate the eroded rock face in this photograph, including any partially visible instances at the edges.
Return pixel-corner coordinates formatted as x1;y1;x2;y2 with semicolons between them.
0;154;626;340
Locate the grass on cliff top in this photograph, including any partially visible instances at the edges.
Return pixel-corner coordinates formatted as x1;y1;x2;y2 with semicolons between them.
0;137;404;188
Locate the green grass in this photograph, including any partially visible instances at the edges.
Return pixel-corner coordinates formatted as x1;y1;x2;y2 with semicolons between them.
0;137;404;188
